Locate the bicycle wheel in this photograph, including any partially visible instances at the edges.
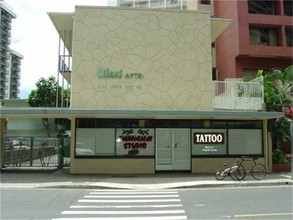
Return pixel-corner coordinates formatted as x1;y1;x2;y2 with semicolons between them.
251;163;267;180
215;169;226;180
234;165;246;181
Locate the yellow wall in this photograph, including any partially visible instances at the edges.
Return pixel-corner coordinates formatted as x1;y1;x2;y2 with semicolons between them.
70;158;155;174
71;7;212;110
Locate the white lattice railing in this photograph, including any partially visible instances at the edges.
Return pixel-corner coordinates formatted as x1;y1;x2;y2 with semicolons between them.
212;77;265;111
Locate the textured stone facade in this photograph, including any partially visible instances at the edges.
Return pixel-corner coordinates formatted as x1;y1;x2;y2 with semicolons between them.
71;7;212;110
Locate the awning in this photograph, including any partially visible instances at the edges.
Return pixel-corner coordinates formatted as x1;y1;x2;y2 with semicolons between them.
0;108;284;120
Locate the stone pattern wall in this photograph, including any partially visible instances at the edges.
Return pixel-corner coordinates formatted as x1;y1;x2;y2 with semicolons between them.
71;7;212;110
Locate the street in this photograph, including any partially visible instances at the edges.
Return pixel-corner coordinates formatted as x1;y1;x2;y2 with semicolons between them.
0;185;292;220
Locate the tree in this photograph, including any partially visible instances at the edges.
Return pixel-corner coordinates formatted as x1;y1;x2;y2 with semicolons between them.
27;76;70;136
257;66;293;146
258;65;293;112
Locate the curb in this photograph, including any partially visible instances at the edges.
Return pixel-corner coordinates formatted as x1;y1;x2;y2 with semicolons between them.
1;179;292;190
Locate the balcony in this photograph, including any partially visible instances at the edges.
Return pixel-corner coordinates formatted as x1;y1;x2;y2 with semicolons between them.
212;77;265;111
59;55;72;84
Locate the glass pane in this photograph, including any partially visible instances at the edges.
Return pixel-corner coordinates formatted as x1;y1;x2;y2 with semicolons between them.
285;28;292;47
76;129;95;155
248;0;276;15
192;129;227;155
95;129;115;155
228;129;262;155
116;128;155;156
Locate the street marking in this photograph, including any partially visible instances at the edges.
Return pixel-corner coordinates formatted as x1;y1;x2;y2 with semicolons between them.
193;204;205;207
78;199;181;203
70;204;183;208
84;194;179;198
62;210;185;215
53;216;187;220
235;212;293;218
90;191;178;194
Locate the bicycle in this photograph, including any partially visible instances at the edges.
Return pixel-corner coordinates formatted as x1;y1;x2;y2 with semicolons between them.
236;156;267;180
215;160;245;181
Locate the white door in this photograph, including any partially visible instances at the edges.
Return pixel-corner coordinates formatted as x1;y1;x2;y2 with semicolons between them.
156;129;190;171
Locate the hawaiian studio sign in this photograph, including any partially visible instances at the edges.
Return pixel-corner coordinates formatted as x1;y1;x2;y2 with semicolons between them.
97;67;143;79
194;132;225;144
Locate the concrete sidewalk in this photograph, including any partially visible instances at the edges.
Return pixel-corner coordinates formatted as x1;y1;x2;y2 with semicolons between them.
0;168;292;190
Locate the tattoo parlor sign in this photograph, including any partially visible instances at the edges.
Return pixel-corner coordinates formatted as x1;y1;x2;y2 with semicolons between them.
116;128;154;156
192;130;226;155
194;132;224;144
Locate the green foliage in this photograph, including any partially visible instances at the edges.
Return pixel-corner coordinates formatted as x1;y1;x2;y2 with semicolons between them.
255;66;292;144
272;149;289;164
27;76;70;108
27;76;70;136
261;66;293;111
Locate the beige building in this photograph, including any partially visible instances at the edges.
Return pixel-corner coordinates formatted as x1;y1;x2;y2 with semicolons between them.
0;6;282;174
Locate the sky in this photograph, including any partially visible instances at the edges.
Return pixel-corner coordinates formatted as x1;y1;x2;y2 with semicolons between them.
4;0;116;99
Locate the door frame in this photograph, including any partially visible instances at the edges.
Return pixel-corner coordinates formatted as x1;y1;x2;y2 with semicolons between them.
155;128;191;171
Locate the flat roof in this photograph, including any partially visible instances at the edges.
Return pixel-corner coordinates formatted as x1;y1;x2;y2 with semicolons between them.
0;108;284;120
48;6;231;53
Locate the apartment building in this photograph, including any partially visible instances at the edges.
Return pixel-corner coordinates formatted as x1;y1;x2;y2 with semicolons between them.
0;1;22;99
214;0;292;80
6;50;22;99
117;0;292;80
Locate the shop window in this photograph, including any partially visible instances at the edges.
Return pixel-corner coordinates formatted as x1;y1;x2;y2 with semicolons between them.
116;128;155;156
156;120;191;128
248;0;276;15
192;120;263;156
285;27;293;47
192;129;227;155
76;128;115;156
249;26;279;46
228;120;262;129
228;129;262;155
284;0;293;16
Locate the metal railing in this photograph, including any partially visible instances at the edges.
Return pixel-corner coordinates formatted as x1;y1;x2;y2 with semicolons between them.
212;77;265;111
3;136;70;168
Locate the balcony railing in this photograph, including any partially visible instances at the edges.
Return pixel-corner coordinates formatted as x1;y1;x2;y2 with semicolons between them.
212;77;265;111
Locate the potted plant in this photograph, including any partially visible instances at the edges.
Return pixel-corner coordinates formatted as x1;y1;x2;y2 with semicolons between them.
272;149;291;172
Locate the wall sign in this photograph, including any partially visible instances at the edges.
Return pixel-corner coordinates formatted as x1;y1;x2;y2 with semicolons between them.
116;128;154;156
97;67;143;79
194;132;225;144
192;129;227;155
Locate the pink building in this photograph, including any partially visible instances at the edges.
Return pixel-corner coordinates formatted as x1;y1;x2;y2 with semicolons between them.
214;0;292;80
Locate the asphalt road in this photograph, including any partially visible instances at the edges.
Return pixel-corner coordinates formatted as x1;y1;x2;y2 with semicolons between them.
0;185;292;220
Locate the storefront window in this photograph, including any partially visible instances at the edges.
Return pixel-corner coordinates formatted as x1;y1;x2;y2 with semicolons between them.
192;129;227;155
76;128;115;156
116;128;155;156
192;121;263;156
228;129;262;155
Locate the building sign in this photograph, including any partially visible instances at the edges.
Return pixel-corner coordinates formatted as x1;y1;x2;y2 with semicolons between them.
192;129;227;155
97;67;143;79
116;128;154;156
194;132;225;144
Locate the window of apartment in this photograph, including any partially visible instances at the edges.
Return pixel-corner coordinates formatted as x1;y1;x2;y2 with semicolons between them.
200;0;211;4
248;0;276;15
285;27;293;47
249;26;279;46
152;0;165;8
284;0;293;16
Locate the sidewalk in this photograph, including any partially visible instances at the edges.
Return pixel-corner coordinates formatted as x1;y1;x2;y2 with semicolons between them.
0;168;292;190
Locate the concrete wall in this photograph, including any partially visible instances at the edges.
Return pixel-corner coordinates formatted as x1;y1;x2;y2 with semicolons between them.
71;7;213;110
